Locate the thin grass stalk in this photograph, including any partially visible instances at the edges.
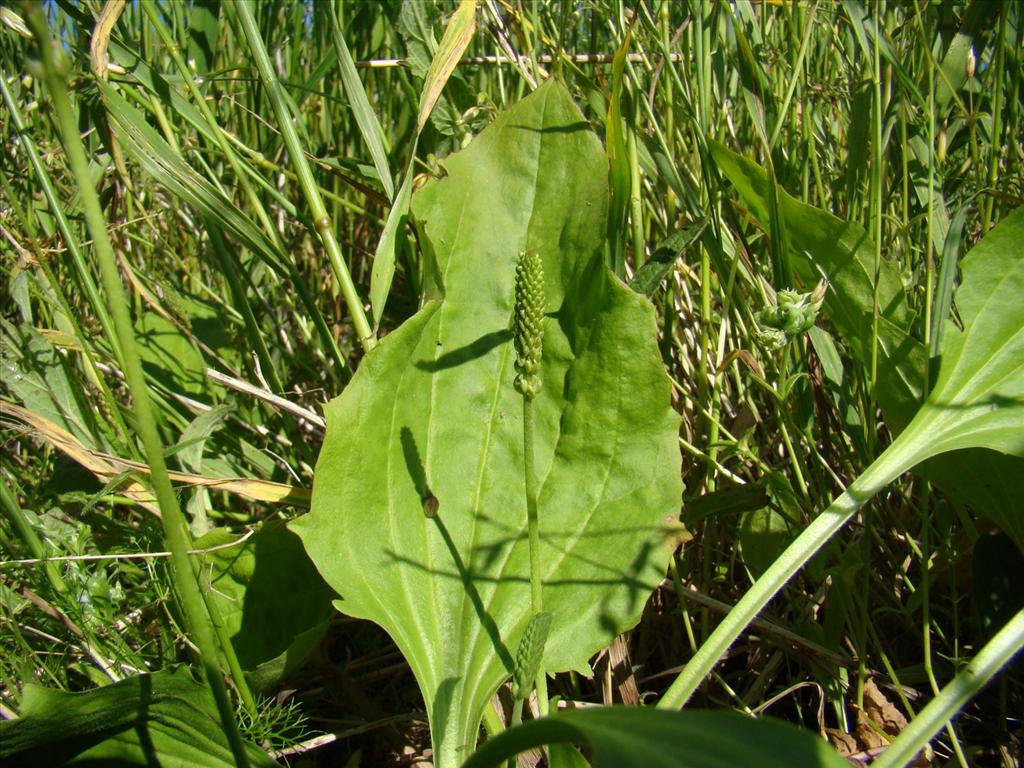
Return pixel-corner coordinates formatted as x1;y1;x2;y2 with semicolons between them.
24;9;250;766
981;3;1007;233
234;0;375;354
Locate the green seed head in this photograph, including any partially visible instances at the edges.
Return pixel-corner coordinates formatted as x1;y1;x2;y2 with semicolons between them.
513;249;545;399
513;611;552;699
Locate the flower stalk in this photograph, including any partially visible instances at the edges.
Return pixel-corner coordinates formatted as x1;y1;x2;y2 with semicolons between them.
512;250;549;718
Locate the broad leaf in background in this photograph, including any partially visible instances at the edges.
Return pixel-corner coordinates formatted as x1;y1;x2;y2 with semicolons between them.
195;522;336;692
187;0;220;78
659;206;1024;709
711;142;1024;552
293;81;681;768
1;318;101;449
0;669;276;767
461;707;848;768
709;139;924;427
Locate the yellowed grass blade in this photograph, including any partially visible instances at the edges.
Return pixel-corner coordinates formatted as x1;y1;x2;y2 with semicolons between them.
417;0;477;133
2;401;310;512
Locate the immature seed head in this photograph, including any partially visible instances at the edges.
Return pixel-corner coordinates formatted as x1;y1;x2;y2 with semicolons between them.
513;611;552;699
513;249;545;399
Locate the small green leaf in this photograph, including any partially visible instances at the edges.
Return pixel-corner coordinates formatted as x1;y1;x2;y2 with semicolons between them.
461;708;848;768
628;222;706;297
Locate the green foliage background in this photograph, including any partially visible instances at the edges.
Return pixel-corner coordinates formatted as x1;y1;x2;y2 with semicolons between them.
1;1;1022;765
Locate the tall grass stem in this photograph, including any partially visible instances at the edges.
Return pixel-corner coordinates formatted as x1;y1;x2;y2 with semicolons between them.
25;9;251;765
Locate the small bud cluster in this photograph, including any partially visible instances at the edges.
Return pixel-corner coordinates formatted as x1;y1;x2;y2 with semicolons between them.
755;279;827;350
513;250;545;399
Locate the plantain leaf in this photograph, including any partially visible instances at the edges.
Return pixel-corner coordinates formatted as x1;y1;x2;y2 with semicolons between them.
912;206;1024;458
195;522;336;692
461;707;848;768
292;81;682;768
0;669;276;767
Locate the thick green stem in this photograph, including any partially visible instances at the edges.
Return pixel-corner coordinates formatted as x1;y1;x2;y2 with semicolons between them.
873;610;1024;768
25;9;250;766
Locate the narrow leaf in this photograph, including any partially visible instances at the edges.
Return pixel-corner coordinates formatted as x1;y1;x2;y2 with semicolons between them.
369;0;477;325
417;0;477;134
328;1;394;200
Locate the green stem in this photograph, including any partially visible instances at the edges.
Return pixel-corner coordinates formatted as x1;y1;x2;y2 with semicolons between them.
657;413;931;709
873;610;1024;768
25;9;250;766
234;0;375;354
522;397;549;717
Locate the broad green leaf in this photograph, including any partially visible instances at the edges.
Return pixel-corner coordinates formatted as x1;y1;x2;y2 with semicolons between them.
461;708;848;768
195;522;336;692
0;669;276;767
912;206;1024;458
293;81;681;768
917;450;1024;553
135;312;208;397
